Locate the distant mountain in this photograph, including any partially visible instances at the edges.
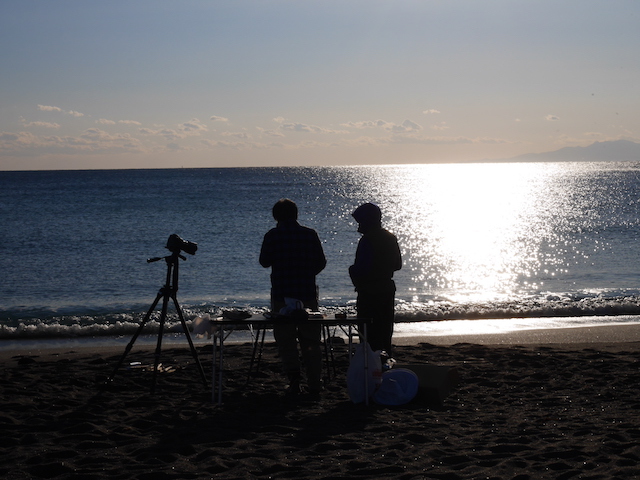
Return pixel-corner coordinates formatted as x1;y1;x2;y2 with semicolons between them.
512;140;640;162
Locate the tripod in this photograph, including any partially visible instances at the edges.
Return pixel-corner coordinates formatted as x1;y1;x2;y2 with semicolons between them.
106;249;208;393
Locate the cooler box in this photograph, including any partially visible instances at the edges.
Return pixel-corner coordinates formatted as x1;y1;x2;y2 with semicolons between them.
394;364;460;407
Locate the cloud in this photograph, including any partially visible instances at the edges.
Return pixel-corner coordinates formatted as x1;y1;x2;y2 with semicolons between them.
341;135;386;147
279;122;348;134
80;128;111;140
423;109;441;114
221;131;251;139
179;118;208;135
37;105;63;113
96;119;116;125
0;129;145;156
280;123;317;133
158;129;184;140
297;140;334;149
37;105;84;117
341;120;389;129
1;131;36;146
386;134;474;145
119;120;142;125
390;119;422;133
257;127;285;137
201;139;246;150
545;114;560;121
138;119;209;140
341;119;422;133
341;133;512;148
210;115;229;122
22;121;61;129
268;117;349;137
431;122;449;131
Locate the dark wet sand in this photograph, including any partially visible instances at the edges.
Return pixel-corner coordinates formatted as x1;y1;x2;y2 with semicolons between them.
1;328;639;479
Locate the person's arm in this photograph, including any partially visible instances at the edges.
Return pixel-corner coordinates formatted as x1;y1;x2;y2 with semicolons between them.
392;236;402;272
349;236;373;288
259;232;272;268
312;231;327;275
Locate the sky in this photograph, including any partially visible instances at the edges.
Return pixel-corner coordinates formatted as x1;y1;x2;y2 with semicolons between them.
1;0;639;170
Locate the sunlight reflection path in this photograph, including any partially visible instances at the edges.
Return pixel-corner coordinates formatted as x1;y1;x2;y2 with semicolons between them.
358;163;589;305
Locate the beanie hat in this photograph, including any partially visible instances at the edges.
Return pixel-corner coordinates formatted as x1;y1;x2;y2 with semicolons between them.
352;203;382;228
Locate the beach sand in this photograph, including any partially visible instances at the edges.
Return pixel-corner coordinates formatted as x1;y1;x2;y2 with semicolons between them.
1;329;640;479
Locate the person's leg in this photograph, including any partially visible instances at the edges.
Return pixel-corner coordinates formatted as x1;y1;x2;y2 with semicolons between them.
376;291;396;355
297;322;323;391
298;297;323;391
356;290;395;354
356;291;380;350
272;299;302;390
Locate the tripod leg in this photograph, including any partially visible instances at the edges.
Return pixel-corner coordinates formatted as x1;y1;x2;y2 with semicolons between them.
173;295;208;388
151;292;171;393
106;291;163;386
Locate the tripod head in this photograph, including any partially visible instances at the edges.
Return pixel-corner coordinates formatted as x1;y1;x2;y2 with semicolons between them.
146;234;198;295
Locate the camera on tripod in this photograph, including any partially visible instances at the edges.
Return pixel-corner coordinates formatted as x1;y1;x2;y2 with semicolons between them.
106;233;207;393
166;234;197;255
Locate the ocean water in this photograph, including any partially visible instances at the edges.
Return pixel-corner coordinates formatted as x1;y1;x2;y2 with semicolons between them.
2;162;640;345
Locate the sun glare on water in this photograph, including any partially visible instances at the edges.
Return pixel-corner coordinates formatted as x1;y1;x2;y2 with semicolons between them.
375;163;567;304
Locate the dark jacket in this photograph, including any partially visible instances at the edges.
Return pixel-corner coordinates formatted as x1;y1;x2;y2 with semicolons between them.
260;220;326;302
349;227;401;293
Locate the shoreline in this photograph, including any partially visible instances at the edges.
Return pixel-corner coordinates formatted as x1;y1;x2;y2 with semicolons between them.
395;323;640;347
3;323;640;359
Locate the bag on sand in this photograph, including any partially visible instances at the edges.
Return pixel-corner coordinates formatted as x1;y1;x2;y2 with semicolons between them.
347;343;382;403
372;368;419;406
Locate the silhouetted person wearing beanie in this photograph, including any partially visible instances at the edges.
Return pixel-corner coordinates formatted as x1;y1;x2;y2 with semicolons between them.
349;203;402;355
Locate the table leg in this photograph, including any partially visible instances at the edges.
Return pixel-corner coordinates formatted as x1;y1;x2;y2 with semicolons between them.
363;322;369;406
218;327;224;404
247;326;265;386
212;325;225;405
211;328;217;403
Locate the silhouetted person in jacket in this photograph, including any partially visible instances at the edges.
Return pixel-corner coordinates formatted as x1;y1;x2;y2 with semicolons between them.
349;203;402;355
260;198;326;396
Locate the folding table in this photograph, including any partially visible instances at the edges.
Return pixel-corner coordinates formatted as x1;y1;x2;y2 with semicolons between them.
208;316;370;405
